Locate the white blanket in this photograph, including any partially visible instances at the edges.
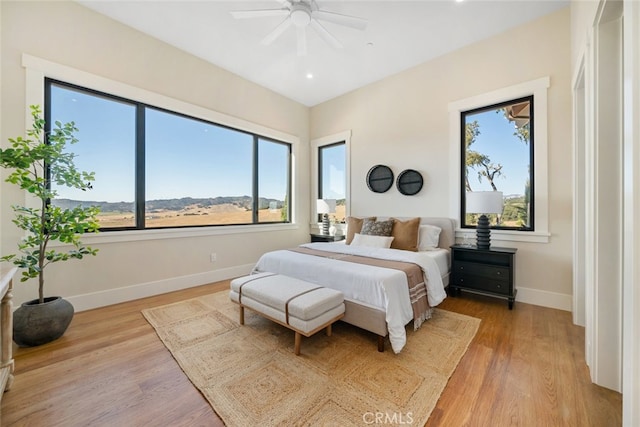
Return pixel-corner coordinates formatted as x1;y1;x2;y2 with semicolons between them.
252;242;447;353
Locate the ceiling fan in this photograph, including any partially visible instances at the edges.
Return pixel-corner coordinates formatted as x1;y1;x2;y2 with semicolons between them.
230;0;368;56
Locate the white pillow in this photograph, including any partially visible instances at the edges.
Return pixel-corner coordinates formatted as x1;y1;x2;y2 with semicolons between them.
418;225;442;251
350;233;394;248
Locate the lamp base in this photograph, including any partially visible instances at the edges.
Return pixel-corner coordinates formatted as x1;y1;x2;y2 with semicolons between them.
476;214;491;249
322;214;330;235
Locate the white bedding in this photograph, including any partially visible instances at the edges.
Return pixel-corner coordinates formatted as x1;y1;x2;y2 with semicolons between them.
423;248;449;279
252;242;448;353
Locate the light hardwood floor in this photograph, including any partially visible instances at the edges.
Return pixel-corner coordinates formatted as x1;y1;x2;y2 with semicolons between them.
1;281;621;426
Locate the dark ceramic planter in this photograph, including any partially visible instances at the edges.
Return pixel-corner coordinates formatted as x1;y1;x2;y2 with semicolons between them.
13;297;74;347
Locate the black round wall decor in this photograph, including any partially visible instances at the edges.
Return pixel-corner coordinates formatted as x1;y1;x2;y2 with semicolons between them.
366;165;394;193
396;169;424;195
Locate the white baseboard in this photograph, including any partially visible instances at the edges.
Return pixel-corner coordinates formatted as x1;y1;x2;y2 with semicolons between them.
68;264;255;312
516;286;572;312
67;266;573;314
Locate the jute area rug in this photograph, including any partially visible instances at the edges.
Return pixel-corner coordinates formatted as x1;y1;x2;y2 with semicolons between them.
142;291;480;426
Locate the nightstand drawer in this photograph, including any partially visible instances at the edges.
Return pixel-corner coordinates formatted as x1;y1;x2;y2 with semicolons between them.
454;261;510;281
451;275;511;295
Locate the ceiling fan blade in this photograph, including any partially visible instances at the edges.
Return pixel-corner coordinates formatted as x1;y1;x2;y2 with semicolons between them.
297;26;307;56
260;18;293;45
312;10;368;31
309;20;342;49
275;0;292;7
230;9;289;19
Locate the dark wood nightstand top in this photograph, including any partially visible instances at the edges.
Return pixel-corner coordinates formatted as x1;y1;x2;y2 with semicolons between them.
450;244;517;254
310;234;345;243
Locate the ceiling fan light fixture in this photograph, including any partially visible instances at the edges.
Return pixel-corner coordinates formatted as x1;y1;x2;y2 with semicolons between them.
290;6;311;27
231;0;367;55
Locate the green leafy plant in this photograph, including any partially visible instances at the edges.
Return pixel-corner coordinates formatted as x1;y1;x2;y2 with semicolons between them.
0;105;100;303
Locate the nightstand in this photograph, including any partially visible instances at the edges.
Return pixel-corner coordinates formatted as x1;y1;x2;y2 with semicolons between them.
450;244;517;309
310;234;345;243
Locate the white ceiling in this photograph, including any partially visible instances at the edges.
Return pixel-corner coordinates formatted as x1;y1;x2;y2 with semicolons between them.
78;0;569;107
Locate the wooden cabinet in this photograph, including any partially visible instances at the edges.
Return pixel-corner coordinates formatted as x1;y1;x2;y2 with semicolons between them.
0;268;16;422
450;245;517;309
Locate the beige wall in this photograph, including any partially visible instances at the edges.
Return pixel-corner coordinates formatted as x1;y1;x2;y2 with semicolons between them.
311;8;573;307
1;1;310;308
2;2;573;311
570;0;600;71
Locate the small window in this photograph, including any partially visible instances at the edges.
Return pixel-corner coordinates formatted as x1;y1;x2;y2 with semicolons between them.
461;96;534;231
318;141;346;222
258;138;291;223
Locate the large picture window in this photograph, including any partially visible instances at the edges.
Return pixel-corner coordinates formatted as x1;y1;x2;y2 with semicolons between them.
46;79;291;230
460;96;534;231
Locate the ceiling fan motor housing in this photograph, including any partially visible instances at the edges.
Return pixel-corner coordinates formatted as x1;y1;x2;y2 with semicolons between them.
290;4;311;27
230;0;367;55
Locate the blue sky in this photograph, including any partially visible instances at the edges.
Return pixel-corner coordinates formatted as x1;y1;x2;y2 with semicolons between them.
50;84;288;202
51;83;525;203
466;108;530;197
320;143;346;200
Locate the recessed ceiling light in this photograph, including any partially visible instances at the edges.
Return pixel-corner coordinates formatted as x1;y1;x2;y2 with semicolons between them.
306;73;313;79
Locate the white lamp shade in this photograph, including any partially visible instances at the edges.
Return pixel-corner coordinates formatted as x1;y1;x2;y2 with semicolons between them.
316;199;336;214
466;191;503;214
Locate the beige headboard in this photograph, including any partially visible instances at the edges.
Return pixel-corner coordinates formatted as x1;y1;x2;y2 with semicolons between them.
375;216;457;250
419;217;456;250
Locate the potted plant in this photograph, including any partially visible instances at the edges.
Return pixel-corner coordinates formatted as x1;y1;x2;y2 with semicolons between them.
0;105;100;347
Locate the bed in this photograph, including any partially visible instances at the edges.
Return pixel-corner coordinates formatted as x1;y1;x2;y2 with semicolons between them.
252;217;456;354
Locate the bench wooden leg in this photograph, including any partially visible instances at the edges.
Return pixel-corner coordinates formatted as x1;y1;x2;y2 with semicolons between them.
326;324;332;337
294;332;302;355
377;335;385;352
239;306;245;325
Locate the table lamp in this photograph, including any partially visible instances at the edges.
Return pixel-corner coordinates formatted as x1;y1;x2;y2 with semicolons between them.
316;199;336;235
466;191;503;249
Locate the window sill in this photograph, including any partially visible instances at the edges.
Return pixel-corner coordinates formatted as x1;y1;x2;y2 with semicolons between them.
456;228;550;244
49;223;299;246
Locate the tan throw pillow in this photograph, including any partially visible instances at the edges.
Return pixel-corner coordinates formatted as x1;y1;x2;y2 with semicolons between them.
345;216;376;244
390;217;421;251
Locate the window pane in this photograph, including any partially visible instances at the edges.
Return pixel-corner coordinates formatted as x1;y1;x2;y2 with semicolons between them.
462;96;533;230
49;83;136;228
258;139;290;223
145;108;253;227
319;142;346;222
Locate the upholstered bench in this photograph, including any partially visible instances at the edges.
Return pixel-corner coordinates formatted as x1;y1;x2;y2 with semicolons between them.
229;272;345;355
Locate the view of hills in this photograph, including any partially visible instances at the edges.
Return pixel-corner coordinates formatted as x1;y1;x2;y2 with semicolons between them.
53;196;285;213
52;196;287;227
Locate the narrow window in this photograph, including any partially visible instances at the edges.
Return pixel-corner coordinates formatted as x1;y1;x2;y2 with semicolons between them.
318;142;346;222
258;138;291;223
